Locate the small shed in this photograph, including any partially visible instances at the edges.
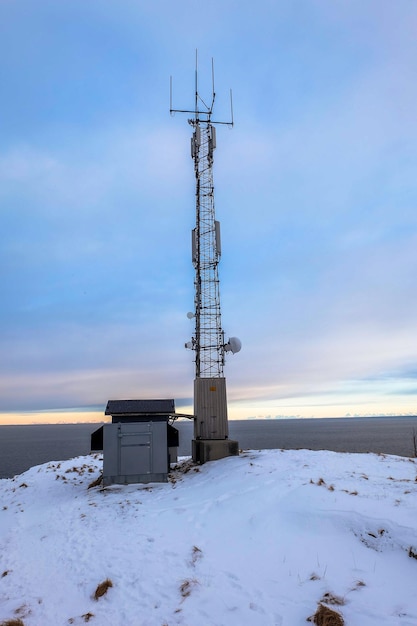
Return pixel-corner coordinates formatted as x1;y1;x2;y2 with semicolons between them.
91;399;179;486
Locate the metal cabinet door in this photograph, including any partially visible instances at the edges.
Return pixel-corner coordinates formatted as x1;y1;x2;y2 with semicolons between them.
119;429;152;475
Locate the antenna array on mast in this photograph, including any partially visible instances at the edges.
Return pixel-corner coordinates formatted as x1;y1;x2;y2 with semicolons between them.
170;52;234;126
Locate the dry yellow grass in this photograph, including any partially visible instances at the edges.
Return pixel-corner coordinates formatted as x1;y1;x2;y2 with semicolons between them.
179;578;198;599
310;603;344;626
93;578;113;600
87;474;103;489
320;592;345;606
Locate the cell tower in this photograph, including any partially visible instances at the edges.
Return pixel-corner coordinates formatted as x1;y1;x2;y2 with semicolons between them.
171;55;241;463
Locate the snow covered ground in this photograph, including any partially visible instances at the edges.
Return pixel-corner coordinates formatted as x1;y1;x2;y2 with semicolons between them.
1;449;417;626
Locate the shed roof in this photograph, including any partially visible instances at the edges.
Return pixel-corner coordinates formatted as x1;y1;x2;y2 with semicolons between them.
105;399;175;416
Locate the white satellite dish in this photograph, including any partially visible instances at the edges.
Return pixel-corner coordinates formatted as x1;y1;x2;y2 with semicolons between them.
224;336;242;354
187;312;195;319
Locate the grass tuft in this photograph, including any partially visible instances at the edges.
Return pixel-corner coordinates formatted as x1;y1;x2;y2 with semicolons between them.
310;603;344;625
408;546;417;560
93;578;113;600
180;578;198;599
0;620;25;626
88;474;103;489
320;592;345;606
351;580;366;591
191;545;203;566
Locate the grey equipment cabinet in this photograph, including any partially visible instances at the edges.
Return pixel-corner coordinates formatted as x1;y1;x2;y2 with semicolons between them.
103;420;169;486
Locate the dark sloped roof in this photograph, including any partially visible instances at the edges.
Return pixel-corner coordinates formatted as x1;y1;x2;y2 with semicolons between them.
105;399;175;416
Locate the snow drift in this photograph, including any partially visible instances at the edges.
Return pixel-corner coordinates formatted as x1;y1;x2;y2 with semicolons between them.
1;449;417;625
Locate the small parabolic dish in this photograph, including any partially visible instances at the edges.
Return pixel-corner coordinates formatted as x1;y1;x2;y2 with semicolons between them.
225;336;242;354
187;312;195;319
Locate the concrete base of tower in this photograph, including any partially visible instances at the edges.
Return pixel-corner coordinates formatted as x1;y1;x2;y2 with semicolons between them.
192;439;239;464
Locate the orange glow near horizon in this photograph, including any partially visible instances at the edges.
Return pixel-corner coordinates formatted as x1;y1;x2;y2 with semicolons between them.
0;410;107;426
1;396;416;425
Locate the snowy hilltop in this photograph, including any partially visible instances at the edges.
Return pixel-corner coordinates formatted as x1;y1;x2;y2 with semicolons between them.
1;449;417;625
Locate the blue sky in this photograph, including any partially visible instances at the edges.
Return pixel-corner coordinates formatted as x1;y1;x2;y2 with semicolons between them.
1;1;417;423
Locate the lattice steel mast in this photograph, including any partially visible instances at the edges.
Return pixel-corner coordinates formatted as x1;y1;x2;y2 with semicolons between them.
171;55;241;462
191;110;223;376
